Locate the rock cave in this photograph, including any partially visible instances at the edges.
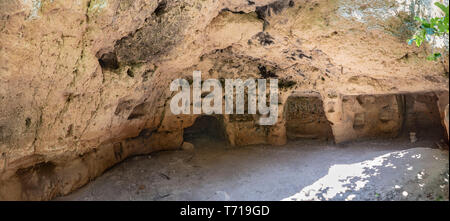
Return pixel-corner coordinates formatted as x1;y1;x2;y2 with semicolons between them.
0;0;449;202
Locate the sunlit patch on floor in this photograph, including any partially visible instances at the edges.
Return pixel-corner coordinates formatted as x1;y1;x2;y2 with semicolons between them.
282;148;449;201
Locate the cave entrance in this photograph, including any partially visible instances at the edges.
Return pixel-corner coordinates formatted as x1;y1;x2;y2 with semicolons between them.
284;92;334;141
183;115;228;147
401;93;447;141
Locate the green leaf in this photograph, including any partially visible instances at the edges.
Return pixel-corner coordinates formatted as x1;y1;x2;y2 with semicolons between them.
427;53;442;61
427;55;436;61
407;3;449;61
437;22;447;33
435;2;449;17
415;37;423;47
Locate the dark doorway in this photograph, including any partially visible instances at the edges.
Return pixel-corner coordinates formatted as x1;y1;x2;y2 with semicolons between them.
402;93;447;141
183;115;228;146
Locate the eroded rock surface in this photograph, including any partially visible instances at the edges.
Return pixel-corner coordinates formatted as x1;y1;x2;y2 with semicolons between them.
0;0;449;200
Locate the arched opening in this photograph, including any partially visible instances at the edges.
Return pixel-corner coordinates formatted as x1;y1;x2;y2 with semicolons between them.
183;115;228;147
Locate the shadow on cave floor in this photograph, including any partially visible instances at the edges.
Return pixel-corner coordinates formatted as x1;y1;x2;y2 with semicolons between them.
183;115;230;149
186;136;231;150
56;137;449;201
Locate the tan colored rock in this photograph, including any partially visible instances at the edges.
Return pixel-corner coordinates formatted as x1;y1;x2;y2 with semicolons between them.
181;142;195;151
0;0;448;200
285;91;333;140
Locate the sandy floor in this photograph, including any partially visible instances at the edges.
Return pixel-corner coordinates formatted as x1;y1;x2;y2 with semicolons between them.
57;137;449;201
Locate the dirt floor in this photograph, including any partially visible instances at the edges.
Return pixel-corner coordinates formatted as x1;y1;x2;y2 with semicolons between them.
57;137;449;201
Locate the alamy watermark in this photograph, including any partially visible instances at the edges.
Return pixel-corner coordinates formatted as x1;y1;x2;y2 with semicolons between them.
170;71;279;125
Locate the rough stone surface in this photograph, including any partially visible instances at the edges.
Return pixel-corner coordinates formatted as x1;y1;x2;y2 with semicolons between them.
0;0;449;200
445;104;449;139
57;138;449;201
181;142;194;151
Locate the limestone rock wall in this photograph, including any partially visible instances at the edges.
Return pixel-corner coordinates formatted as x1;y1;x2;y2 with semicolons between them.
0;0;449;200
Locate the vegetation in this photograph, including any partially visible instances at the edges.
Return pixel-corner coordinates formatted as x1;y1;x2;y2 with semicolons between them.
408;2;449;61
